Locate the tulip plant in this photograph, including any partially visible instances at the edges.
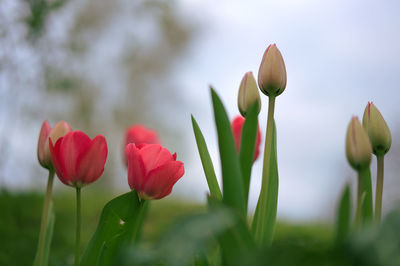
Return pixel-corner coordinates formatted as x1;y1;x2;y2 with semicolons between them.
191;43;286;261
33;123;184;266
31;43;394;266
191;43;393;264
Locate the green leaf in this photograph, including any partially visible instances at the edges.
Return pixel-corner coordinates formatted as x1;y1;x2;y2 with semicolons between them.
359;167;373;226
80;191;141;266
238;101;259;207
118;204;252;266
191;115;222;200
209;198;254;266
218;215;255;266
252;121;278;246
210;88;246;217
194;254;210;266
335;184;351;244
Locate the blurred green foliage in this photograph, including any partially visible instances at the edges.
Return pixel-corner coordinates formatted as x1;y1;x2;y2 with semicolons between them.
24;0;68;39
0;189;203;266
2;189;400;265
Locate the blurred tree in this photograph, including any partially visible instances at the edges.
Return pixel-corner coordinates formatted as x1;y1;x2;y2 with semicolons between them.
0;0;196;189
24;0;68;39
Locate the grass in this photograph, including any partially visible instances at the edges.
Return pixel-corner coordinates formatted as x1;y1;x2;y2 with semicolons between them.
0;189;333;266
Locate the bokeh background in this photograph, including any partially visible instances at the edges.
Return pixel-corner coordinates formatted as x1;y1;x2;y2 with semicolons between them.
1;0;400;223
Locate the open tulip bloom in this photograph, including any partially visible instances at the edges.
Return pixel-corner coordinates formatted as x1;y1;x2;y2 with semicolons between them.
49;130;108;266
49;131;108;188
125;143;184;200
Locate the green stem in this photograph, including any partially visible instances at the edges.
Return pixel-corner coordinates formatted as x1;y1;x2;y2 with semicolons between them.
34;169;55;266
355;172;362;231
375;155;384;223
254;96;275;244
75;187;81;266
356;167;373;228
131;199;149;244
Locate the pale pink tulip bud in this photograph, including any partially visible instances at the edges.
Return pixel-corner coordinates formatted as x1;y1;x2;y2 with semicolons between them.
238;71;261;116
258;44;287;97
362;102;391;156
346;117;372;171
37;120;72;169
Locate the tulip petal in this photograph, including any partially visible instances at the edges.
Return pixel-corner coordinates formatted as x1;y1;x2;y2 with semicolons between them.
140;144;174;174
49;137;69;185
157;162;185;199
38;120;51;167
59;131;91;184
232;116;244;152
126;144;146;191
76;135;108;185
142;161;184;199
138;144;161;173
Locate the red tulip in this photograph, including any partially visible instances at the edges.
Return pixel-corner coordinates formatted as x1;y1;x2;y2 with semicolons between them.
123;125;161;166
49;131;108;187
232;115;262;161
37;120;72;169
125;143;184;200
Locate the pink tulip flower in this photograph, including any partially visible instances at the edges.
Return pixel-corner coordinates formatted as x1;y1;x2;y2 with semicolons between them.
49;131;108;187
125;143;184;200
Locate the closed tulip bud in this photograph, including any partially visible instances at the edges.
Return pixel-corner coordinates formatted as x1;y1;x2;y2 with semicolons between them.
238;71;261;116
126;143;184;200
37;120;72;169
49;131;108;188
346;117;372;171
232;115;262;161
123;125;161;166
258;44;287;97
362;102;391;156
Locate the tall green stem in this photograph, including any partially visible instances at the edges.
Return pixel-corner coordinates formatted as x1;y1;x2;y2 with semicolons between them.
355;167;373;229
131;199;148;244
75;187;81;266
254;96;275;244
355;172;362;230
375;155;384;223
34;170;55;266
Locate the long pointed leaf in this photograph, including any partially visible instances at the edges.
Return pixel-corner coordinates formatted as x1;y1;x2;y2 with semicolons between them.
191;115;222;200
335;185;351;244
252;121;278;246
80;191;141;266
211;88;246;217
238;101;259;207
